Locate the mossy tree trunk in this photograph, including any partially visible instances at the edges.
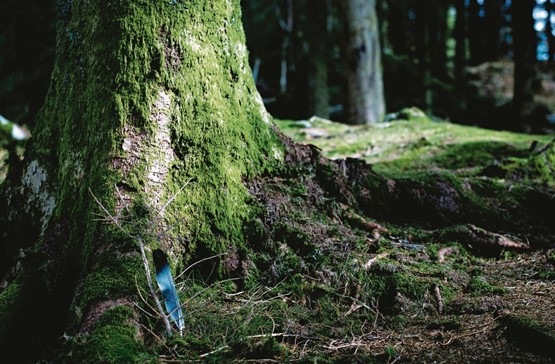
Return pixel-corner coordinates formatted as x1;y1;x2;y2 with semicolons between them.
0;0;281;361
337;0;385;124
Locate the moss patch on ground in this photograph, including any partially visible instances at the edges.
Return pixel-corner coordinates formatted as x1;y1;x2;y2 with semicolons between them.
275;111;553;184
183;110;553;362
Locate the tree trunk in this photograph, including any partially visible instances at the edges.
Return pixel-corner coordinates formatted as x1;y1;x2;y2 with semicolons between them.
416;0;433;114
546;0;555;63
469;0;486;65
0;0;281;361
512;0;537;129
385;0;415;56
455;0;468;110
338;0;386;124
484;0;504;61
430;0;449;81
306;0;330;119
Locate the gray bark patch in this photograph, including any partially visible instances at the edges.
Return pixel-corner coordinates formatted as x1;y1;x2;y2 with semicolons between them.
22;160;56;234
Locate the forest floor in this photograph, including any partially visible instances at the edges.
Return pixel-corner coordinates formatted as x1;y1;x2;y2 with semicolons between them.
150;111;555;363
259;112;555;363
3;108;555;363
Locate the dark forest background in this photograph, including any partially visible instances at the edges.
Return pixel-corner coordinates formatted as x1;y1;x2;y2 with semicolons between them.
1;0;555;133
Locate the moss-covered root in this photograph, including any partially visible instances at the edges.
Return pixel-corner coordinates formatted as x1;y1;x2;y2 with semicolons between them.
287;142;555;247
500;313;555;358
70;306;152;364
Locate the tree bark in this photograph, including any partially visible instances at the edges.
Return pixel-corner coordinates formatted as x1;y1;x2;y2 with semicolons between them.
469;0;486;65
546;0;555;63
306;0;330;118
430;0;449;81
512;0;537;128
415;0;433;114
0;0;281;361
337;0;386;124
455;0;468;110
484;0;504;61
386;0;419;57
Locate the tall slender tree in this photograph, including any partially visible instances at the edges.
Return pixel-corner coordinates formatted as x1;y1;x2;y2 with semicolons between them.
305;0;330;118
429;0;449;80
484;0;504;61
337;0;385;124
415;0;433;113
468;0;486;65
546;0;555;63
455;0;468;110
512;0;537;128
383;0;417;57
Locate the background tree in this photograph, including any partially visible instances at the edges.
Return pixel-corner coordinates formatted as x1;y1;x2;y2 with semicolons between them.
0;0;55;129
454;0;468;111
381;0;415;57
429;0;449;81
468;0;487;65
513;0;537;129
337;0;385;124
484;0;505;61
415;0;434;114
545;0;555;63
305;0;330;118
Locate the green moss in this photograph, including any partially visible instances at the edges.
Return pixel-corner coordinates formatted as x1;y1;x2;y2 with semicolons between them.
475;139;555;185
1;0;287;357
521;140;555;184
275;111;550;177
427;317;461;330
0;282;22;338
501;314;555;358
71;307;152;363
389;107;431;123
431;141;523;170
466;276;506;296
536;271;555;281
78;253;144;311
8;0;283;286
390;272;429;300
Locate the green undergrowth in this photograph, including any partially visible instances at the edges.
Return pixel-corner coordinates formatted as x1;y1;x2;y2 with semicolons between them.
275;109;554;184
148;226;481;361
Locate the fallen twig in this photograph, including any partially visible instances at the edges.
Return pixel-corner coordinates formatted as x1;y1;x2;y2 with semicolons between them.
438;247;455;263
431;284;444;315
